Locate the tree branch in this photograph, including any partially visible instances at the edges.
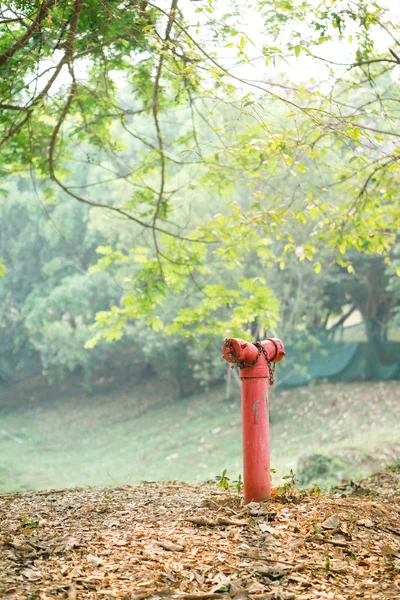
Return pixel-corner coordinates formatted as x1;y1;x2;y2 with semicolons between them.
0;0;58;69
47;86;211;245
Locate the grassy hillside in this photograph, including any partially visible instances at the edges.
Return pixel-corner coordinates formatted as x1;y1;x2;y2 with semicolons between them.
1;374;399;492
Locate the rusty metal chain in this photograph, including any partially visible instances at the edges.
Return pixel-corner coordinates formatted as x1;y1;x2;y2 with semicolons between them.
224;339;277;386
268;360;276;386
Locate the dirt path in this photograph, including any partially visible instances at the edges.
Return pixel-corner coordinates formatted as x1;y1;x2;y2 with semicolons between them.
1;473;400;599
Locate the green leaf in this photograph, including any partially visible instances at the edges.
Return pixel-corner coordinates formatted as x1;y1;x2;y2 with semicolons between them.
313;262;321;274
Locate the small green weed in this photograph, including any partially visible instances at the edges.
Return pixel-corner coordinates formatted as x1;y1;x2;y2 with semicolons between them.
20;514;39;529
387;462;400;473
232;474;243;493
215;469;243;493
215;468;230;489
302;483;322;497
324;556;330;573
279;469;296;495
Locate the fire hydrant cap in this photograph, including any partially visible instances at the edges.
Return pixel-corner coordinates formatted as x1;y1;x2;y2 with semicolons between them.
222;338;285;383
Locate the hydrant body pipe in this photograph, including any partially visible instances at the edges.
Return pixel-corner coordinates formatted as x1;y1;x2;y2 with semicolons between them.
222;338;285;504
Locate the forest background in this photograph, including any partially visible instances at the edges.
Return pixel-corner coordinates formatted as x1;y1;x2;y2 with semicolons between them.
1;0;400;491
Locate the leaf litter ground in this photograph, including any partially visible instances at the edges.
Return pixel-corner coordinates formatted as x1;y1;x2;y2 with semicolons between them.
1;469;400;600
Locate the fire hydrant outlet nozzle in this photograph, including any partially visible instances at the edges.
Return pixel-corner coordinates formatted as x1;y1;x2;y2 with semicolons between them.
222;336;286;504
223;338;285;370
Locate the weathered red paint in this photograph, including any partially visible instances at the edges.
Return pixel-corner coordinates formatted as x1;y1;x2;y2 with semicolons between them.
222;338;285;503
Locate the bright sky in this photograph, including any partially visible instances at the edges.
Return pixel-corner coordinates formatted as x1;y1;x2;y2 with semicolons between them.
173;0;400;90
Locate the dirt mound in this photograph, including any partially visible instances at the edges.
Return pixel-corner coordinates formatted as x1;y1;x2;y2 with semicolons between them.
358;465;400;498
1;476;400;600
333;464;400;501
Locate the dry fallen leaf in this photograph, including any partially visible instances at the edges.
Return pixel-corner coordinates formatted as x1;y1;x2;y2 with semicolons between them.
21;568;42;581
381;544;400;559
263;591;295;600
357;518;374;528
216;517;248;527
186;516;215;527
255;565;288;579
158;540;185;552
258;523;276;535
322;514;341;530
87;554;104;567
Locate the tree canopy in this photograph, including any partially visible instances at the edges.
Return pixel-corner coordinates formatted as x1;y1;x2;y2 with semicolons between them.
1;0;400;353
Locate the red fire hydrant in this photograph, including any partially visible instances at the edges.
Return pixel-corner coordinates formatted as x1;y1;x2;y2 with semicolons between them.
222;338;286;503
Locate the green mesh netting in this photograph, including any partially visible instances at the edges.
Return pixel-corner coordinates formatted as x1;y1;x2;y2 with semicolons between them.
277;319;400;388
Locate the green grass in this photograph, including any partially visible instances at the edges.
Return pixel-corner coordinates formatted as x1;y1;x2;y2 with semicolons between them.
1;376;400;492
